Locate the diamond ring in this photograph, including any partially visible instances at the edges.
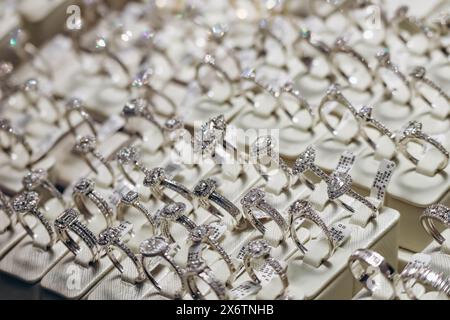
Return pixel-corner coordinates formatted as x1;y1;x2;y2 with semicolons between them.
279;82;316;130
156;202;197;242
13;191;56;249
193;178;242;223
185;242;229;300
140;235;185;296
243;239;288;296
420;204;450;245
121;98;162;133
22;168;65;206
250;135;294;190
397;121;449;171
54;208;100;263
98;221;147;283
115;146;149;186
0;118;33;163
64;98;97;137
410;66;449;113
348;249;398;297
287;200;312;254
72;178;114;227
401;261;450;299
0;190;15;231
143;167;193;204
188;224;236;286
241;188;288;241
73;135;116;187
117;191;157;232
292;145;329;190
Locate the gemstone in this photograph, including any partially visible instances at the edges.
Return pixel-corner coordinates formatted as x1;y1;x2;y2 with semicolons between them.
194;115;226;154
240;67;256;79
193;178;217;198
334;37;347;48
376;48;390;64
23;78;39;92
73;135;96;154
241;188;265;207
327;172;352;200
159;202;186;220
424;203;450;221
55;208;78;229
300;28;311;39
140;236;169;256
189;224;210;242
122;98;148;117
252;135;274;155
95;37;107;50
403;121;422;136
357;105;373;121
327;83;342;97
410;66;426;79
288;199;311;215
13;191;39;212
9;29;27;48
143;167;165;187
98;227;120;246
293;146;316;175
131;68;153;88
66;97;83;110
164;118;183;131
121;190;138;204
203;54;215;65
22;168;47;190
211;23;227;39
74;178;95;194
116;146;139;165
247;239;270;258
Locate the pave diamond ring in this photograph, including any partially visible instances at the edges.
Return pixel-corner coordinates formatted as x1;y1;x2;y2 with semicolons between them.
397;121;449;171
241;188;288;242
116;146;149;186
292;145;329;190
13;191;56;249
143;167;193;204
156;202;197;242
250;135;294;190
185;242;228;300
420;204;450;245
64;98;97;137
348;249;398;297
72;178;114;227
117;191;156;232
243;239;288;296
22;168;65;206
98;221;147;283
401;262;450;299
140;235;185;297
193;178;242;223
73;135;116;187
54;208;100;263
188;224;236;286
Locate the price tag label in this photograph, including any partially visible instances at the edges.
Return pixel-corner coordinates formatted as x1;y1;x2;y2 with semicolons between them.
335;150;355;174
230;281;261;299
329;222;350;247
370;159;396;202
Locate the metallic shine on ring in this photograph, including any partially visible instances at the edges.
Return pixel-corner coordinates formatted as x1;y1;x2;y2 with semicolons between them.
22;168;65;207
98;221;146;283
72;178;114;227
401;262;450;299
0;190;15;231
292;145;329;190
143;167;193;204
243;239;288;295
397;121;449;171
241;188;288;241
348;249;398;296
54;208;100;263
0;118;33;162
156;202;197;243
116;146;149;186
73;135;116;187
193;178;242;223
140;235;185;296
419;204;450;245
410;66;450;111
13;191;56;249
117;190;157;233
121;98;162;132
287;200;311;254
64;98;97;137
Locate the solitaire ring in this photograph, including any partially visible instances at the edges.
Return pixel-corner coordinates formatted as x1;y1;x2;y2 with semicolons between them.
64;98;97;137
143;167;193;204
156;202;197;242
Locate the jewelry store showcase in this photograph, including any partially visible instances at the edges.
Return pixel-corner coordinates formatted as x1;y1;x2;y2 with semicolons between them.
0;0;449;301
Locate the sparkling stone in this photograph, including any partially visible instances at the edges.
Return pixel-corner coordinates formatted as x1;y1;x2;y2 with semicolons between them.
143;167;165;187
293;146;315;175
424;204;450;221
140;236;169;256
9;29;27;48
95;37;107;50
55;208;78;229
300;28;311;39
195;115;226;153
327;83;342;97
159;202;186;220
164;118;183;131
116;146;139;164
131;68;153;88
66;97;83;110
121;190;138;204
288;199;311;215
73;135;96;154
376;48;390;64
241;188;265;207
327;172;352;200
122;98;148;117
98;227;120;246
247;239;270;258
357;105;373;121
74;178;95;194
410;66;426;79
211;23;227;39
0;61;13;78
203;54;215;64
13;191;39;212
189;224;210;242
252;135;275;154
240;67;256;79
403;121;422;136
22;168;47;190
193;178;217;198
23;79;39;92
334;37;347;48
